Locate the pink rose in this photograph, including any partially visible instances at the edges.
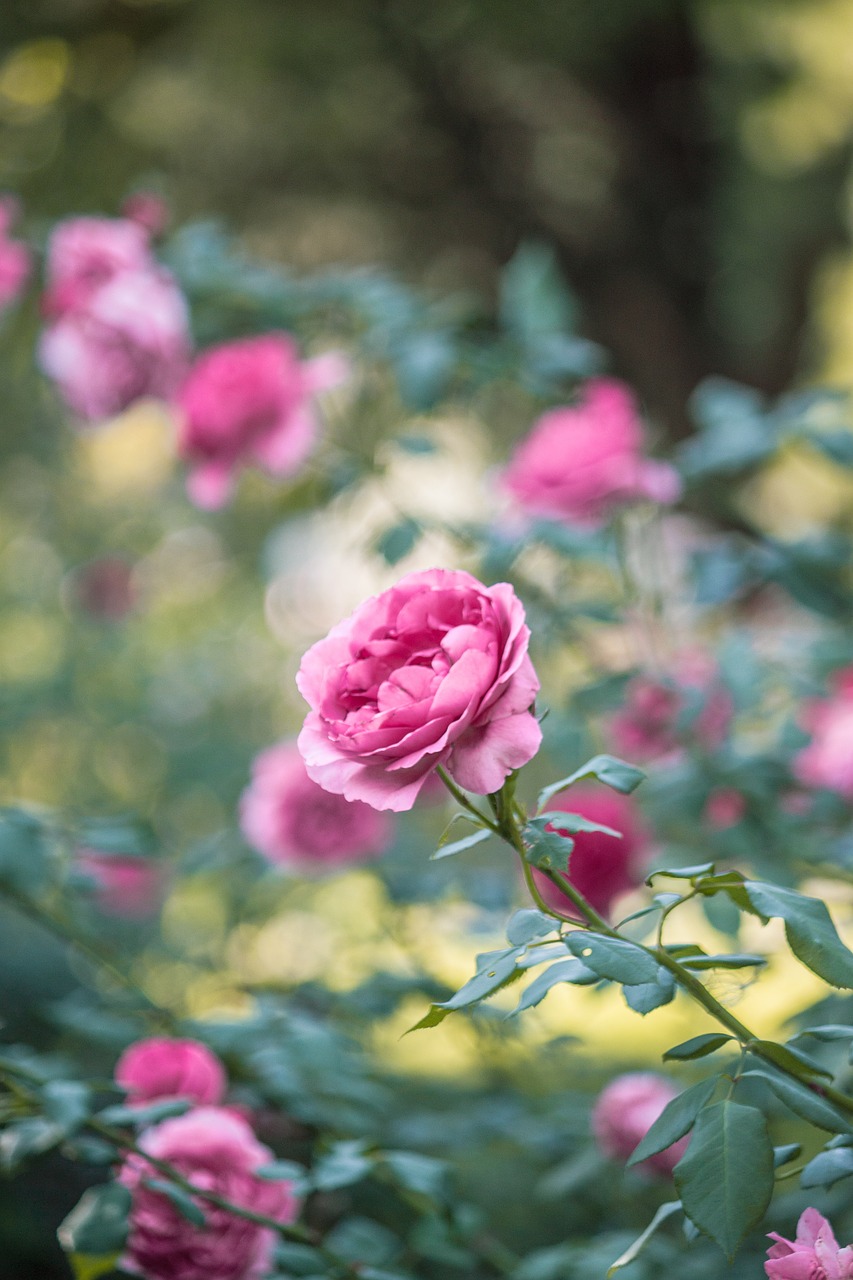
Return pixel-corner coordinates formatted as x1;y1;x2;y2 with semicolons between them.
175;335;348;509
766;1208;853;1278
531;784;648;918
119;1107;298;1280
0;196;30;310
794;668;853;800
297;568;542;812
39;266;190;423
42;215;153;318
592;1072;688;1176
501;378;681;528
608;650;732;762
240;740;392;871
75;849;163;919
115;1038;227;1108
704;786;746;829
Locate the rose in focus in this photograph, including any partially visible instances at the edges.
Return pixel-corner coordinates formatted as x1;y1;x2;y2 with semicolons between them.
297;568;542;811
501;378;681;528
116;1038;227;1108
794;667;853;801
240;740;392;871
531;784;649;919
175;335;348;508
765;1208;853;1278
592;1072;688;1176
119;1107;298;1280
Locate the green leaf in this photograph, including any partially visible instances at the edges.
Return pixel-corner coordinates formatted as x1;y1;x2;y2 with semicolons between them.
740;1069;853;1134
537;811;622;838
682;953;766;971
405;1004;450;1033
506;909;556;946
58;1184;132;1256
674;1101;774;1260
522;824;573;872
512;958;599;1013
606;1201;682;1277
566;933;661;986
439;948;524;1009
663;1034;735;1062
790;1024;853;1044
773;1143;802;1168
42;1080;90;1134
143;1179;206;1227
380;1151;447;1201
324;1215;400;1267
537;755;645;811
744;881;853;988
648;863;716;884
623;969;676;1014
96;1098;192;1127
430;827;491;861
374;518;422;566
628;1076;719;1167
313;1141;373;1191
499;241;576;342
272;1240;326;1275
801;1145;853;1188
257;1159;306;1183
0;1117;65;1171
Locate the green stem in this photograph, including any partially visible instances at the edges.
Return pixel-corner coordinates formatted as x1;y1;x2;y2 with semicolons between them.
494;780;853;1117
436;766;500;832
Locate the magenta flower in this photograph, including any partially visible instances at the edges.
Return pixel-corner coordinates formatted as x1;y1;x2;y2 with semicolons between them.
501;378;681;528
240;740;393;871
704;786;746;829
175;334;348;509
766;1208;853;1278
41;214;153;318
531;784;649;919
608;650;732;763
115;1038;227;1108
75;849;163;919
39;266;190;423
119;1107;298;1280
0;196;31;311
794;668;853;801
592;1072;688;1176
297;567;542;811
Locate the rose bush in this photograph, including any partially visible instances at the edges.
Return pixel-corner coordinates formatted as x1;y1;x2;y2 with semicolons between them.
296;567;542;810
118;1108;298;1280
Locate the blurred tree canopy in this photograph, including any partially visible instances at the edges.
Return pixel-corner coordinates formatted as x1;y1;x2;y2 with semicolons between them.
4;0;853;435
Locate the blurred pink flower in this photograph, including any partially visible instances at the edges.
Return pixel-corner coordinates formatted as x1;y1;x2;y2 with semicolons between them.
794;668;853;801
42;215;153;318
501;378;681;528
69;556;137;622
75;849;163;919
0;196;31;310
39;266;190;422
116;1038;226;1108
766;1208;853;1278
592;1072;687;1176
175;335;348;509
297;568;541;811
122;191;170;237
531;784;648;919
119;1107;298;1280
704;786;746;829
609;650;733;762
240;741;392;872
